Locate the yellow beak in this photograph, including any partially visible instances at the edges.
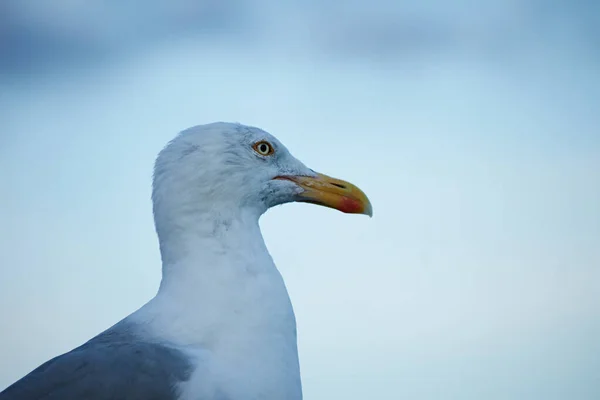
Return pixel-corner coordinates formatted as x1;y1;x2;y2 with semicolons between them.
275;173;372;217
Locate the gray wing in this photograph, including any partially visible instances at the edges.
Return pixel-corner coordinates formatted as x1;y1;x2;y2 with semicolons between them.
0;324;192;400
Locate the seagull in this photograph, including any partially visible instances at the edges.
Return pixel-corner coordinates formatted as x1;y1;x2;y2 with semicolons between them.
0;122;372;400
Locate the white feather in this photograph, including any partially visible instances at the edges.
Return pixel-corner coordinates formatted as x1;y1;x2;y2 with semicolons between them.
128;123;312;399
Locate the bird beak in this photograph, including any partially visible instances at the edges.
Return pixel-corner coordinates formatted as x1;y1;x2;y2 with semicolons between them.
275;173;373;217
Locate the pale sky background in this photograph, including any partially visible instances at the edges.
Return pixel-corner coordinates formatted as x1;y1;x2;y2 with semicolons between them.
1;1;599;399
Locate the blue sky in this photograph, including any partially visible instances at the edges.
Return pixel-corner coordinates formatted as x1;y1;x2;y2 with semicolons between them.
1;1;599;399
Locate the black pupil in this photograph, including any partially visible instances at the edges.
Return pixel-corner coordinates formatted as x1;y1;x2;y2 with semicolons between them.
260;144;268;153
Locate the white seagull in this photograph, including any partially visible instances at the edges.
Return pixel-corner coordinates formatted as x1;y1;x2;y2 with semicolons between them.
1;122;372;400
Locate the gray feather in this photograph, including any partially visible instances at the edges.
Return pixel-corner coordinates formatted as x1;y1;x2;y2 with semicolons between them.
0;322;192;400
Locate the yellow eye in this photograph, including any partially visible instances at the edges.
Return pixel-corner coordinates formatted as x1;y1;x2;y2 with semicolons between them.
253;141;274;156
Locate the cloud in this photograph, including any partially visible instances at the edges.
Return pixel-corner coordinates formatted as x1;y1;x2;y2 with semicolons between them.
1;0;598;73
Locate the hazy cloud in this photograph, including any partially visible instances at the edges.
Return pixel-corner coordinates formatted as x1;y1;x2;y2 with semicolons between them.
1;0;598;73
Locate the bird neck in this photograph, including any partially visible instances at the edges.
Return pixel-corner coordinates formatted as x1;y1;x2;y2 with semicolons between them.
157;208;268;285
136;208;297;347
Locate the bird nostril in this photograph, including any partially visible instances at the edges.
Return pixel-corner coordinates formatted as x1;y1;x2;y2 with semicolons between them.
330;182;346;189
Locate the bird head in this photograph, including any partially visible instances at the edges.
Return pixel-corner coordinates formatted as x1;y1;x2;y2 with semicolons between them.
152;122;372;226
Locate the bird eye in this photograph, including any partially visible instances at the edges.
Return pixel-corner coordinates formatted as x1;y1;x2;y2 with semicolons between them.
253;141;274;156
